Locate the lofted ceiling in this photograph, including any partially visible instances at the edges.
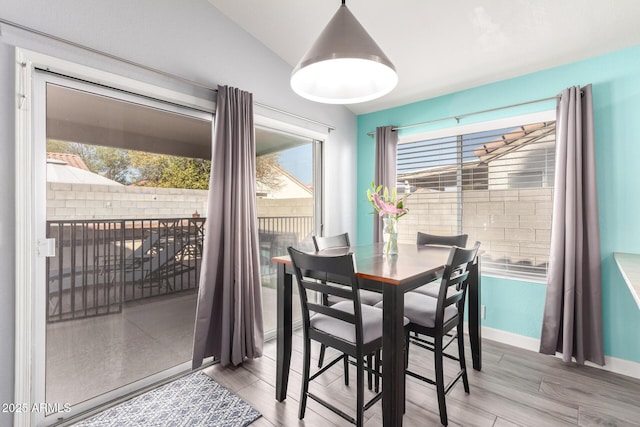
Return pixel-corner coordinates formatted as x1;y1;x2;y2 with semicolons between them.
207;0;640;115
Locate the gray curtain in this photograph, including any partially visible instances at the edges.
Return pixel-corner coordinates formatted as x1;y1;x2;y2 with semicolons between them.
539;85;604;365
373;125;398;242
192;85;263;368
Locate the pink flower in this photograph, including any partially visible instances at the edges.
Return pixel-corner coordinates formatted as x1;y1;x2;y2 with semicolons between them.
371;193;386;212
371;189;408;218
380;203;408;217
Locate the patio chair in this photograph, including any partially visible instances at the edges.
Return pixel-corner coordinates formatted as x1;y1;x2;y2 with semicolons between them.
47;224;199;320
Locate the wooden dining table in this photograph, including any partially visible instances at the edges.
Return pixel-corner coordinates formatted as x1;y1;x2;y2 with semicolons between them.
272;242;482;427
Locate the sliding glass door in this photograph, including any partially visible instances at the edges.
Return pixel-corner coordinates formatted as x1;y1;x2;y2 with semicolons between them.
254;127;323;335
36;74;213;424
32;70;323;425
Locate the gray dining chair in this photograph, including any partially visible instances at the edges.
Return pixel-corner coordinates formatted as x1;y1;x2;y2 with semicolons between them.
377;242;480;426
288;247;407;427
313;232;383;390
314;233;384;306
414;232;469;297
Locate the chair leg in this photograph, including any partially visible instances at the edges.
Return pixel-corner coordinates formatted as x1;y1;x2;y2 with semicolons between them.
404;330;410;414
367;353;373;390
318;344;326;368
405;329;410;369
374;350;381;393
343;354;350;386
356;355;365;427
319;293;328;369
299;337;312;420
457;321;470;393
434;336;448;426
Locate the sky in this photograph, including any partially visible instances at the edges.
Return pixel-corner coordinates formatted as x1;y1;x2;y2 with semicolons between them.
278;144;313;184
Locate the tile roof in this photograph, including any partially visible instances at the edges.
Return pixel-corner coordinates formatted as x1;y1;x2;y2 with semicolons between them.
46;152;90;170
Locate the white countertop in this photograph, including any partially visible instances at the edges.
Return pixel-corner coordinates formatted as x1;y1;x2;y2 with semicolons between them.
614;252;640;310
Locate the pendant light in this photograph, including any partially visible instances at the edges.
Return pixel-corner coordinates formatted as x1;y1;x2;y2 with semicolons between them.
290;0;398;104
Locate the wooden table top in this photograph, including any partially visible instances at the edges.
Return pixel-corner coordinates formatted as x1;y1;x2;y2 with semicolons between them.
272;242;452;285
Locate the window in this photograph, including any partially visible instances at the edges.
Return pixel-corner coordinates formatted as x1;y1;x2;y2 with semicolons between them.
396;116;556;281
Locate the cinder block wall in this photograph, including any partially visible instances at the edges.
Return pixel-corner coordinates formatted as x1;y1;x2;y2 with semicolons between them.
47;183;314;221
256;197;313;217
47;183;209;220
397;188;553;266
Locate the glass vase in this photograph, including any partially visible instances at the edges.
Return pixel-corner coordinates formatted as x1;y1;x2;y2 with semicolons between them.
382;216;398;255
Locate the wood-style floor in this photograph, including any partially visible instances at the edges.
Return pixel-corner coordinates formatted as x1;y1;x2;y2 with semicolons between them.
203;331;640;427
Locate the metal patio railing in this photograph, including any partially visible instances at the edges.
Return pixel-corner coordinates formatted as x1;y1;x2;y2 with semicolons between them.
46;215;313;323
46;217;205;323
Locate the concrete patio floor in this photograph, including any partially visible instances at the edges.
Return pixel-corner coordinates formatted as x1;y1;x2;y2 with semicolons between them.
45;283;300;409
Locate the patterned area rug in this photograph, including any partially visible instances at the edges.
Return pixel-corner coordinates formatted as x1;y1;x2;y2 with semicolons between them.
74;371;261;427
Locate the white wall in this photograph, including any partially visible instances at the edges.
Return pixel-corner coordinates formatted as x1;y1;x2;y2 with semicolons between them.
0;1;357;423
0;39;16;425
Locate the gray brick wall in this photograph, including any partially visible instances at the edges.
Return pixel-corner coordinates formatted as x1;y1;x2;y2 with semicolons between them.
47;183;314;221
398;188;553;268
256;197;313;217
47;184;208;220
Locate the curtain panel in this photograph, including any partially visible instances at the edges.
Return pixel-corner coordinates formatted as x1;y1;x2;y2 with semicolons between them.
192;85;264;368
373;126;398;242
539;85;604;365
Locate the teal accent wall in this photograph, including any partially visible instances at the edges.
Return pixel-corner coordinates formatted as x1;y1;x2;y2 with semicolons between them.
357;46;640;363
480;276;546;339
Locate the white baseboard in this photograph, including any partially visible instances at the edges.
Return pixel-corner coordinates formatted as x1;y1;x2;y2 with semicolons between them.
477;325;640;380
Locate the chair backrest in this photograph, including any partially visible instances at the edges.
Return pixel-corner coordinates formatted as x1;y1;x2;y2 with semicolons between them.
287;247;365;344
435;242;480;330
312;232;350;251
417;232;468;248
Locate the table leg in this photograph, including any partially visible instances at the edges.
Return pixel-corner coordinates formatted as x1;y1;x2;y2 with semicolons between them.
276;262;292;401
468;256;482;371
382;284;405;427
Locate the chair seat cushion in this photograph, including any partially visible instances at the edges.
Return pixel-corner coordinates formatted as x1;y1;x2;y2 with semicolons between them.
327;289;383;306
310;301;409;344
413;282;459;299
412;282;440;297
375;292;458;328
